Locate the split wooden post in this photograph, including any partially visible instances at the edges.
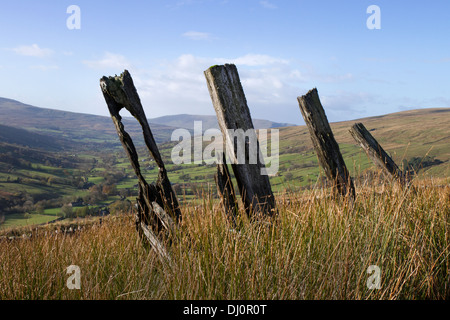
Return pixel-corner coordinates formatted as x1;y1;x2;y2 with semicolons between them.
349;122;407;186
297;88;356;198
204;64;277;217
214;152;238;227
100;70;180;260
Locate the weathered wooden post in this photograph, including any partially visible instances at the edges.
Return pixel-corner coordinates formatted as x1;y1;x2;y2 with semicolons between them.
100;70;180;260
204;64;277;217
214;152;238;227
349;122;407;186
297;88;356;198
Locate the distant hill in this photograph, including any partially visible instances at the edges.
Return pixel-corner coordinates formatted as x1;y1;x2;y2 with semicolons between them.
0;124;68;151
276;107;450;178
0;97;449;179
0;97;177;147
0;98;294;148
0;99;448;228
146;114;296;131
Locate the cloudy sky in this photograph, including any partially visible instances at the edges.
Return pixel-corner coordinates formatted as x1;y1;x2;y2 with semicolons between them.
1;0;449;124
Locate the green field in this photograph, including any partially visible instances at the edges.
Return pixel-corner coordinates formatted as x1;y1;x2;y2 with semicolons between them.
1;175;448;299
1;108;449;230
0;107;449;301
0;212;59;229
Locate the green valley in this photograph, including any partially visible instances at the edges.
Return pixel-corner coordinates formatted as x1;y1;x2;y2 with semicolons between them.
1;97;449;230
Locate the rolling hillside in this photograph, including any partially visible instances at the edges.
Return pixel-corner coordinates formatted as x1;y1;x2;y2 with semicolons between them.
0;124;69;151
0;97;177;146
0;99;449;229
123;107;450;197
278;108;450;177
145;114;296;131
0;98;295;147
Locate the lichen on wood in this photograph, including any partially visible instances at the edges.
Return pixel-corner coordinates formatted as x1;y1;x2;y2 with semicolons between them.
100;70;180;260
350;122;407;186
214;151;238;227
297;88;356;198
204;64;277;217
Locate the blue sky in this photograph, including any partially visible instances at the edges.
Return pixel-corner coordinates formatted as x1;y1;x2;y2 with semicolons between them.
1;0;449;124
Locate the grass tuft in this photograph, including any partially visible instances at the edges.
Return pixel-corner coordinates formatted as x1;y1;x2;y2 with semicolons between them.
1;176;449;300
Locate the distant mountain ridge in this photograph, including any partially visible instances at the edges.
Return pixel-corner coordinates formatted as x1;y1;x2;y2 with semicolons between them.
0;97;295;149
0;97;179;146
0;123;68;151
146;114;296;131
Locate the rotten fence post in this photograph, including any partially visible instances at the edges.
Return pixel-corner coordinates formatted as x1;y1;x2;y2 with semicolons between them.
204;64;277;218
297;88;356;198
214;152;238;227
349;122;407;186
100;70;180;260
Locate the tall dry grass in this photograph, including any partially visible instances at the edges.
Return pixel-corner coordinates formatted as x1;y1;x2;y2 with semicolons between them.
1;176;449;300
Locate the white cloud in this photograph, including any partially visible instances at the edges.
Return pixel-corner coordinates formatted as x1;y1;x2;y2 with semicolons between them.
10;44;53;58
30;65;59;71
260;1;277;9
434;57;450;63
398;96;450;110
301;64;355;83
318;73;354;83
83;52;132;70
100;53;365;123
131;54;211;115
170;0;198;8
168;0;215;9
128;53;305;122
78;52;379;126
429;97;450;106
182;31;215;41
230;54;289;67
319;90;377;121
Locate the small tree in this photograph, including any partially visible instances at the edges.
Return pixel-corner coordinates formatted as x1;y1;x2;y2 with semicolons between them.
284;172;294;182
102;184;117;196
75;206;90;218
109;200;132;214
179;173;191;182
61;204;74;218
35;202;45;214
118;188;130;199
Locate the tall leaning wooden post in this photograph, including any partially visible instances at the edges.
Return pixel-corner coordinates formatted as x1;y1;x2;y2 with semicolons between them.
100;70;180;261
349;122;407;186
204;64;277;218
297;88;356;198
214;151;238;227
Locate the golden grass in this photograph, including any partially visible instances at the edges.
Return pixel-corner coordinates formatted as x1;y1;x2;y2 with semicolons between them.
1;176;449;300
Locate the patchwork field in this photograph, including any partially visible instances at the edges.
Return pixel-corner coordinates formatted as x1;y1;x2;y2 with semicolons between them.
0;107;449;231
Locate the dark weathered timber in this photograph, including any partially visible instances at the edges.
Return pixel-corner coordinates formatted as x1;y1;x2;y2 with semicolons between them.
349;122;407;186
204;64;276;217
297;88;356;198
100;70;180;260
214;152;238;227
100;70;181;221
